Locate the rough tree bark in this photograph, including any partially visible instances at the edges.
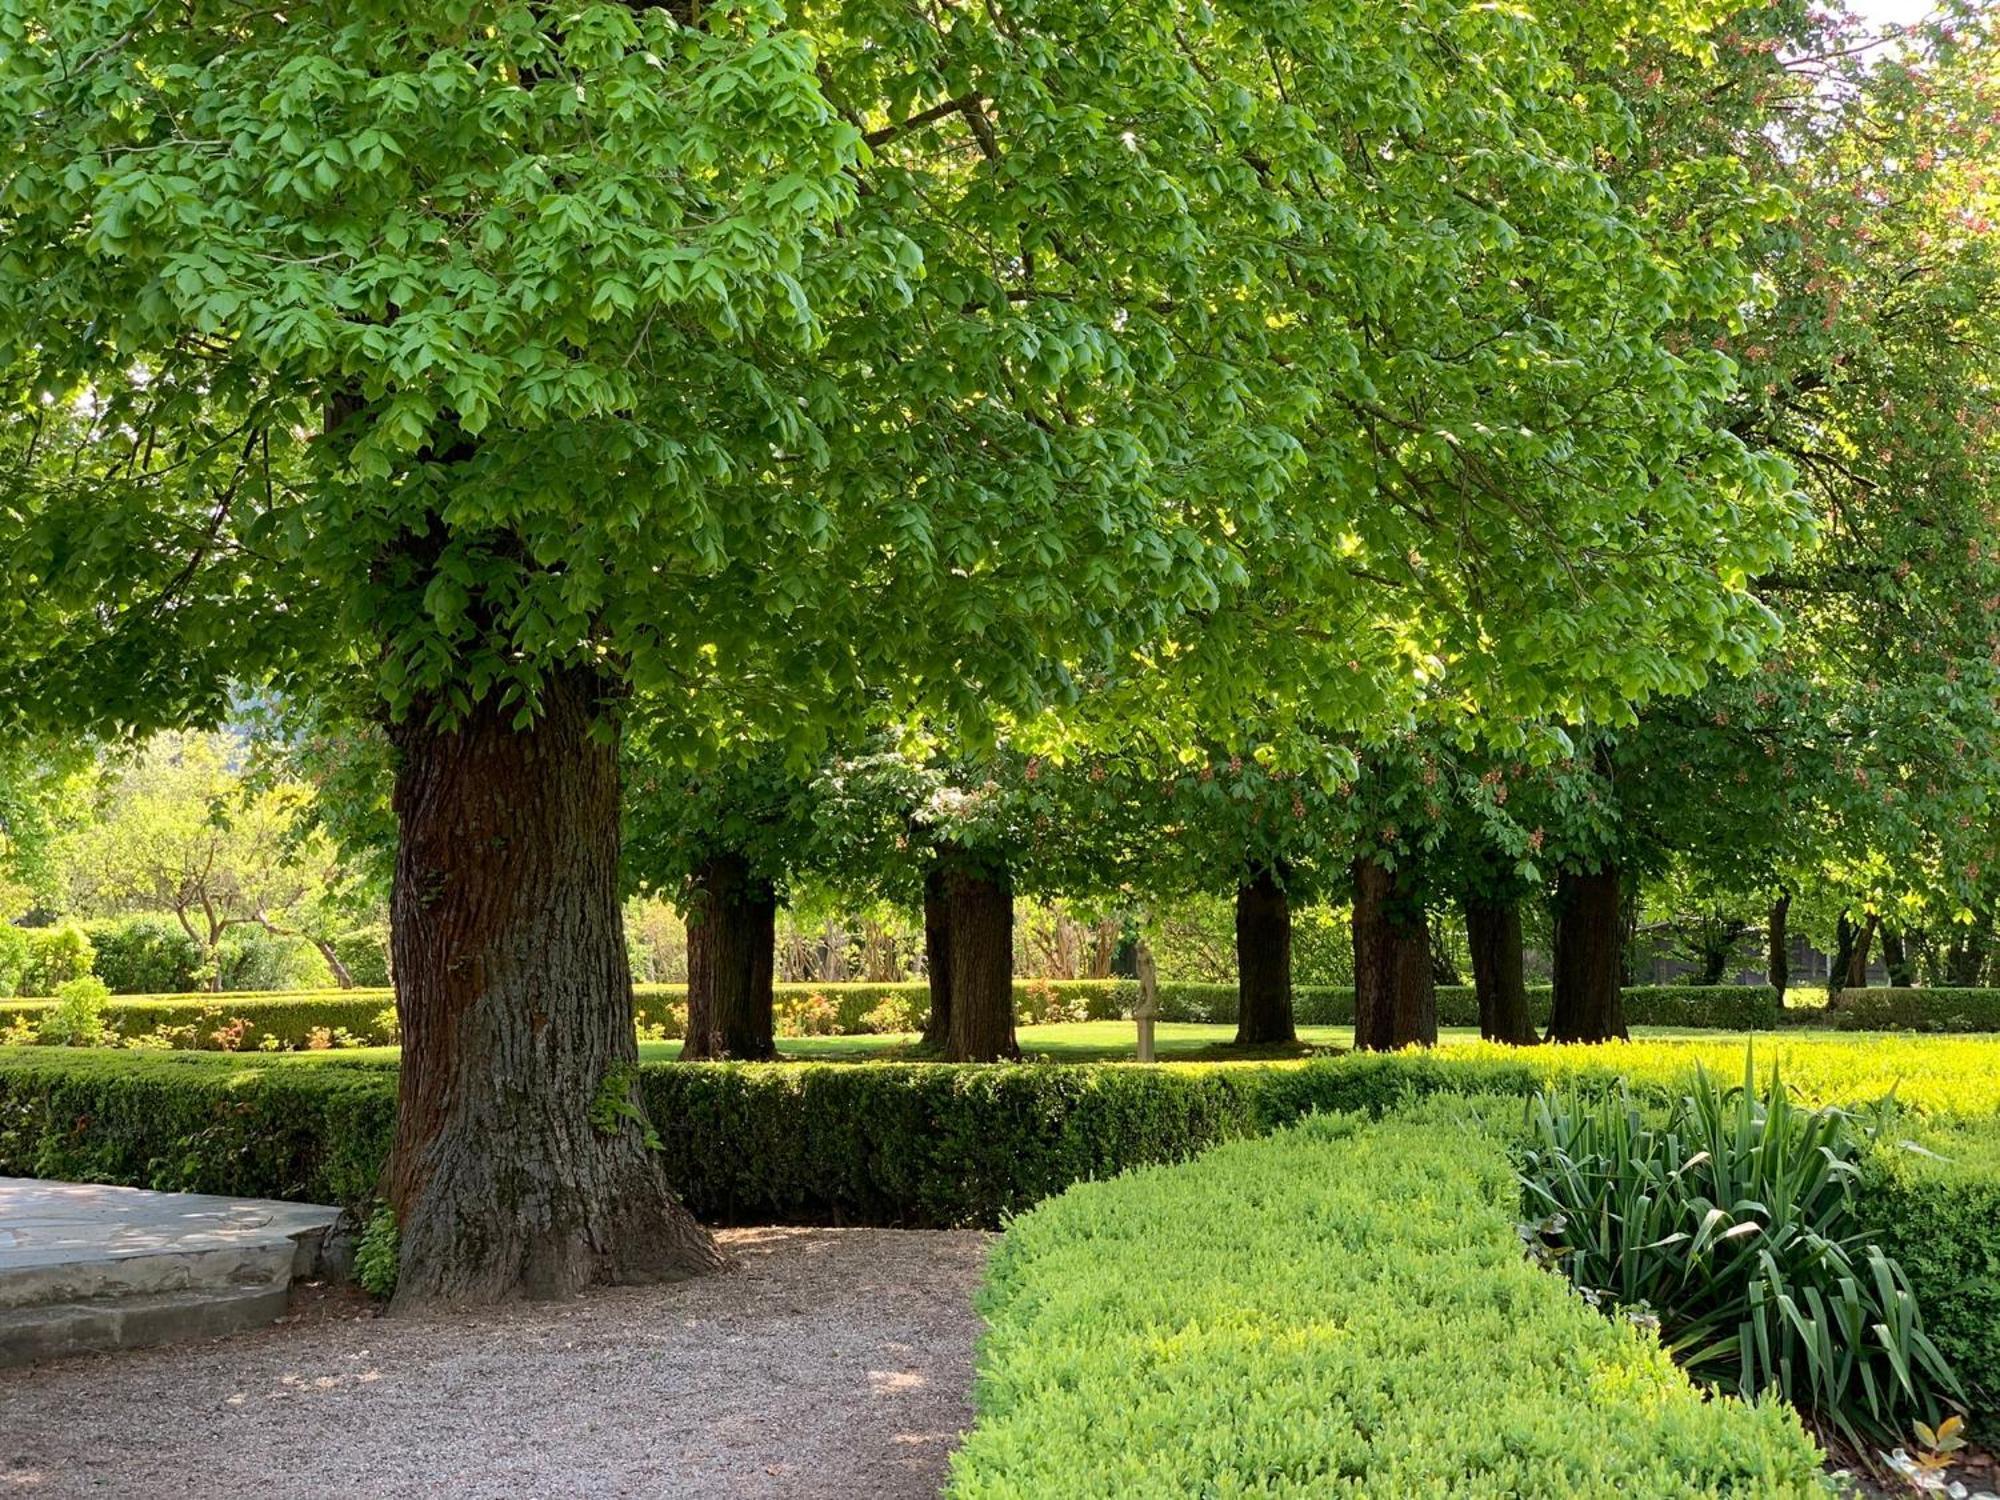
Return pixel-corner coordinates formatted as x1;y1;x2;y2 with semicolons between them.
385;666;725;1307
1233;866;1296;1046
1945;911;1991;987
1881;926;1916;988
1464;894;1536;1045
920;863;952;1052
1351;858;1437;1050
1547;864;1628;1042
680;851;777;1061
942;858;1018;1062
1827;909;1879;1002
1767;890;1791;1004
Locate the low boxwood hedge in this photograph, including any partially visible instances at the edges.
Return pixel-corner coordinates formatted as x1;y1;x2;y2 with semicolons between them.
948;1108;1826;1496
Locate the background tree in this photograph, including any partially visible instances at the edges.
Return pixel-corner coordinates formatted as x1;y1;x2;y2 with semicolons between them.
624;740;828;1060
57;733;365;987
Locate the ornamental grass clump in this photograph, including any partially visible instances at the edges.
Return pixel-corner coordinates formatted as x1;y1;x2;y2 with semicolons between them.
1520;1056;1963;1443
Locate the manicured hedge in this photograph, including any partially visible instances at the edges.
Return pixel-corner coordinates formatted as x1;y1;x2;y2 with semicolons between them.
24;975;2000;1048
0;1050;394;1206
948;1109;1826;1496
1867;1121;2000;1421
1804;986;2000;1032
2;1039;1994;1416
0;990;400;1050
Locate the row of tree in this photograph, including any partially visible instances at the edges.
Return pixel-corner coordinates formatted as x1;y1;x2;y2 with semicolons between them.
2;0;1993;1305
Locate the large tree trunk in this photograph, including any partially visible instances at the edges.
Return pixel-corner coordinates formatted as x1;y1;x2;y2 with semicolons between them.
942;858;1017;1062
1827;909;1878;1002
1547;864;1627;1042
1233;866;1296;1045
1464;894;1536;1044
1767;890;1791;1005
920;864;952;1051
386;667;725;1307
680;851;777;1060
1351;859;1437;1051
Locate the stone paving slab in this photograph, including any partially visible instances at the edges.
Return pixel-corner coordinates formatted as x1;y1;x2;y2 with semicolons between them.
0;1177;338;1275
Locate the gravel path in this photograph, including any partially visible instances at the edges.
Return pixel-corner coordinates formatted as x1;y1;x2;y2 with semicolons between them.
0;1227;993;1499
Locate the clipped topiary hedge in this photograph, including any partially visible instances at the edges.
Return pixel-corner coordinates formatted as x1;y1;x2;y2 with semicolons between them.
1802;986;2000;1032
947;1109;1827;1496
0;1050;395;1206
0;990;400;1051
1;1039;1994;1417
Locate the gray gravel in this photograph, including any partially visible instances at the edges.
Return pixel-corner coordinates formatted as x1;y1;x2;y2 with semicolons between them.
0;1227;993;1499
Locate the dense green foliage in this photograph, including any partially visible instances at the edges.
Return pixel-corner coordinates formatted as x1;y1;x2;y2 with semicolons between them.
78;916;205;995
949;1109;1825;1497
1521;1064;1960;1441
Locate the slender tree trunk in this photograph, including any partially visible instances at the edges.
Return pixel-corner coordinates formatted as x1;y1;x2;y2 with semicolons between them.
1881;926;1916;988
942;858;1017;1062
315;939;357;989
1547;864;1627;1042
1233;866;1296;1045
1767;890;1791;1005
921;864;952;1051
385;667;725;1307
680;851;777;1060
1351;859;1437;1050
1464;894;1536;1044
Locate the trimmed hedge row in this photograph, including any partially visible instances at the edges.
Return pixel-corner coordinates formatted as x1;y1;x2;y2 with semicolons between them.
18;977;2000;1047
1812;986;2000;1032
5;1038;1992;1415
947;1108;1826;1496
0;990;402;1050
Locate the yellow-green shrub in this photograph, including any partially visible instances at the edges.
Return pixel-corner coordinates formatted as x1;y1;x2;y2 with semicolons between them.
948;1110;1826;1496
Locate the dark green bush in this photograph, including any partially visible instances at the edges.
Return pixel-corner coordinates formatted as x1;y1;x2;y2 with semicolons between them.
1149;981;1781;1029
1796;987;2000;1033
1866;1123;2000;1424
215;927;333;992
0;1050;394;1204
332;926;392;988
949;1110;1825;1496
80;916;205;994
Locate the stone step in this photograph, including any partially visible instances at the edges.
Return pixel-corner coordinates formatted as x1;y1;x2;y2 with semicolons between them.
0;1177;342;1367
0;1237;299;1310
0;1281;295;1368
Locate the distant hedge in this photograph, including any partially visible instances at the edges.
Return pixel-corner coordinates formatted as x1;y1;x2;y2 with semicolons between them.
1808;986;2000;1032
13;976;2000;1051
